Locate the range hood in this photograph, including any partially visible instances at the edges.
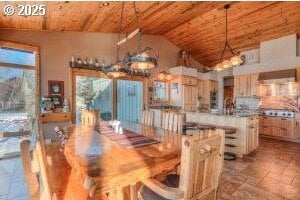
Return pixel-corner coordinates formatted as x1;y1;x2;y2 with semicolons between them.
258;69;296;84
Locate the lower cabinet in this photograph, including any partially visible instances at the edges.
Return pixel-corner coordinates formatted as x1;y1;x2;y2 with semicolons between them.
259;116;295;138
295;114;300;138
246;117;259;154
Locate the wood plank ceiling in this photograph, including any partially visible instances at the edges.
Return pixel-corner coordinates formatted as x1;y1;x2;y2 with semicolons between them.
1;1;300;68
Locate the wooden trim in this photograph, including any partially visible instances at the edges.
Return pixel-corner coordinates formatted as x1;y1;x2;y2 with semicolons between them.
0;40;39;52
39;112;72;123
0;40;40;116
0;62;35;70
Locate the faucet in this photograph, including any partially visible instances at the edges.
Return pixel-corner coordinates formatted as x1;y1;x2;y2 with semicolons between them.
223;97;234;115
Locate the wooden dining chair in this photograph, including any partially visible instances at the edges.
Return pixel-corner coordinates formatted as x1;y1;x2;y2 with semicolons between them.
162;111;170;130
138;129;225;200
141;110;154;127
168;112;174;132
20;139;40;200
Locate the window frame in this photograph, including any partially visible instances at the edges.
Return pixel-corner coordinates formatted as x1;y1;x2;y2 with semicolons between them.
70;68;147;123
153;79;169;102
0;40;40;117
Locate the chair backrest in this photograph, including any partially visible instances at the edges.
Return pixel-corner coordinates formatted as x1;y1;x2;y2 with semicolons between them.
20;139;40;200
141;110;154;126
179;129;225;200
161;111;184;134
81;110;100;126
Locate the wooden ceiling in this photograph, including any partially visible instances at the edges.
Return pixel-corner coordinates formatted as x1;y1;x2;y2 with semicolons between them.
1;1;300;68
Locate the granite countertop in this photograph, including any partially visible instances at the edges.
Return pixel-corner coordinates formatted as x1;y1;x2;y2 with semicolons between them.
191;112;258;118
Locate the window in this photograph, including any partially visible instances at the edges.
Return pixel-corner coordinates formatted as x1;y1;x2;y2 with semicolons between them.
0;47;36;66
153;80;168;101
75;76;113;123
0;41;38;158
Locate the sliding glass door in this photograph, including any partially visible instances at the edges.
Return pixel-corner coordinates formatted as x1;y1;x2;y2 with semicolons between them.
75;76;113;123
117;80;143;123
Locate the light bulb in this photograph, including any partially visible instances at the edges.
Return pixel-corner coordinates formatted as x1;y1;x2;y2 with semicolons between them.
137;62;148;70
166;74;172;81
222;60;232;68
158;73;165;80
230;55;243;65
215;63;223;71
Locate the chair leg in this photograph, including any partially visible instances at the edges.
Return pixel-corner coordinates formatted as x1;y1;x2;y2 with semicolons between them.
137;187;144;200
130;184;138;200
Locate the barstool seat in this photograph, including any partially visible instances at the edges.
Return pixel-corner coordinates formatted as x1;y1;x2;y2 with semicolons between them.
217;126;237;134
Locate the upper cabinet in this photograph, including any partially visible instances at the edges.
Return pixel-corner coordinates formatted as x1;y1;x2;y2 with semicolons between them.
234;73;259;97
198;79;218;110
169;75;198;112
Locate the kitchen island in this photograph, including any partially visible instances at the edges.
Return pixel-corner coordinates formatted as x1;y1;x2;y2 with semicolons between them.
186;112;259;158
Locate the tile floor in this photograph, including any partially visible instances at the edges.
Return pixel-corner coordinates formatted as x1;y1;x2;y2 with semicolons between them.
0;156;28;200
219;137;300;200
0;137;299;200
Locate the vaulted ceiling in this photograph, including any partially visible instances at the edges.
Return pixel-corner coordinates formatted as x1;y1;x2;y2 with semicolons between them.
1;1;300;68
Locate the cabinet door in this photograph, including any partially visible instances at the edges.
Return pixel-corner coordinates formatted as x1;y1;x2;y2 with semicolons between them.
234;76;240;97
242;75;251;96
198;81;204;98
281;118;295;138
262;125;272;135
234;75;250;96
258;117;264;135
191;86;198;105
202;81;211;104
250;73;259;96
184;86;192;104
295;120;300;138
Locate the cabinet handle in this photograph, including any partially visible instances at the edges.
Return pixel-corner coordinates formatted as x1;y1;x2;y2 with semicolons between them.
281;118;287;121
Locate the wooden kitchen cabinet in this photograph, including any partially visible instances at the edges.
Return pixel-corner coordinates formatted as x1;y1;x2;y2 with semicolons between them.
259;116;295;138
295;114;300;138
234;74;250;97
234;73;259;97
247;117;259;153
198;79;217;110
250;73;259;96
183;85;197;112
182;76;197;86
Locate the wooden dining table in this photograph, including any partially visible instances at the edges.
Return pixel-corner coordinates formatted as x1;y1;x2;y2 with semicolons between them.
63;122;182;200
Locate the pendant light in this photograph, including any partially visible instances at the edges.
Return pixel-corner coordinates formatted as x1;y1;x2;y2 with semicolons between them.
125;2;158;70
157;71;172;81
214;4;244;71
107;2;127;78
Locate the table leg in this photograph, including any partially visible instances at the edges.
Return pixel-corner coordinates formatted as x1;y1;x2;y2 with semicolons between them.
130;184;137;200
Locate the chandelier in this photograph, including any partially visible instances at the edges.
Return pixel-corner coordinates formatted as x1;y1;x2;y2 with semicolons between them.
124;2;158;70
107;2;127;78
157;71;172;81
214;4;244;71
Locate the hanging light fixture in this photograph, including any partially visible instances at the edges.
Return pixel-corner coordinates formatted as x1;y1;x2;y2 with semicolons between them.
157;71;172;81
214;4;244;71
107;2;127;78
125;2;158;70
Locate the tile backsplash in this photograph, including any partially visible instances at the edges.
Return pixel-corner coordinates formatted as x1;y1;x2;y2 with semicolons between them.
260;96;298;111
235;95;299;111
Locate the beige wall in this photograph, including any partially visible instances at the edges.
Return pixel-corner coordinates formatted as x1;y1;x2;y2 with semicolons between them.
0;29;202;98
